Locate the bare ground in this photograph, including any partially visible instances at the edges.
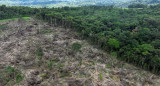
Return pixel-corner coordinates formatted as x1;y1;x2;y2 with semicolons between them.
0;18;160;86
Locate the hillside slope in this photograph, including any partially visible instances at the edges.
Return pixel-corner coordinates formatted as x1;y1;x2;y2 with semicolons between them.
0;18;160;86
118;0;160;7
0;0;131;7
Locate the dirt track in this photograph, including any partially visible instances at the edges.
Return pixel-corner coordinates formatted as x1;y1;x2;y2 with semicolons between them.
0;18;160;86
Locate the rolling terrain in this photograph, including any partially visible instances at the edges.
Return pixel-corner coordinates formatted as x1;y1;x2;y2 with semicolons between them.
1;0;160;7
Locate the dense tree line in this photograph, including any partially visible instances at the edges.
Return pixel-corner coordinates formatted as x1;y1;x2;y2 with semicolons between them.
36;5;160;73
0;5;39;19
0;4;160;73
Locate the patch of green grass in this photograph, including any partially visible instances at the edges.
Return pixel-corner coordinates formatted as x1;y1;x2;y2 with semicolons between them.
0;18;17;22
0;17;30;22
99;73;103;80
22;17;30;20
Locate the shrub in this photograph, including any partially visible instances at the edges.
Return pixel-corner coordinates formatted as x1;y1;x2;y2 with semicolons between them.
48;61;54;68
36;47;44;57
16;73;23;83
108;38;120;49
72;43;82;52
5;65;15;73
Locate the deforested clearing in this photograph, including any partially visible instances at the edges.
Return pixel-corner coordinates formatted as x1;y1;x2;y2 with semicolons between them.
0;18;160;86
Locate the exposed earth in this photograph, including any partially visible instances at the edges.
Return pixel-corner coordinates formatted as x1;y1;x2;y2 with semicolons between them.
0;18;160;86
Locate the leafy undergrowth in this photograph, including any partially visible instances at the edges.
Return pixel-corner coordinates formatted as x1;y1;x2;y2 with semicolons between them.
0;18;160;86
